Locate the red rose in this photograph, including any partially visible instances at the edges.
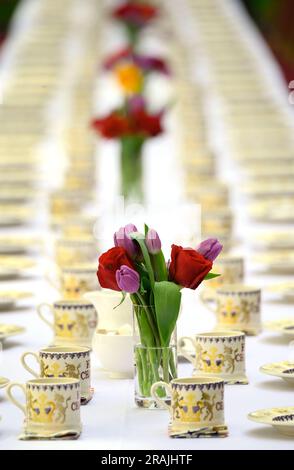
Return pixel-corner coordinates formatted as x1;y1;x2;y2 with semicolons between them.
132;109;163;137
113;3;157;27
92;112;129;139
97;247;135;291
169;244;212;289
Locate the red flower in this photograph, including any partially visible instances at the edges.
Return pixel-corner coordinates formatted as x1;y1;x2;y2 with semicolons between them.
169;245;212;290
97;247;135;291
92;112;129;139
113;2;158;28
92;102;164;140
132;109;163;137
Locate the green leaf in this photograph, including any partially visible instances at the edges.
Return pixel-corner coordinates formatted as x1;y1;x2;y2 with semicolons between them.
144;223;149;236
204;272;221;280
113;291;126;309
133;303;155;347
151;251;168;282
154;281;182;346
131;232;155;289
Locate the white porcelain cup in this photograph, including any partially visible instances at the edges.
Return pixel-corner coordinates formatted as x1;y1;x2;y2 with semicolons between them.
92;329;133;379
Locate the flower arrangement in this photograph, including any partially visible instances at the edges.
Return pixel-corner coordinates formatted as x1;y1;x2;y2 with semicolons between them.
97;224;222;406
112;1;158;46
92;97;164;200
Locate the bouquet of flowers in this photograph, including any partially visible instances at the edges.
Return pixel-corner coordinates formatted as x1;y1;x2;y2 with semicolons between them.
97;223;222;406
112;1;158;46
92;97;164;201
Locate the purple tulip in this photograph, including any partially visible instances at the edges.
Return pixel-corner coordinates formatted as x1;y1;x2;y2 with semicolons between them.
128;95;145;113
196;238;223;261
116;265;140;293
135;55;170;75
145;228;161;254
114;224;138;258
134;55;170;75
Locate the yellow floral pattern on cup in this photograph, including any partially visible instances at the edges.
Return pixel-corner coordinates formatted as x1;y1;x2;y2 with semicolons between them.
28;392;56;424
217;298;255;326
171;388;219;424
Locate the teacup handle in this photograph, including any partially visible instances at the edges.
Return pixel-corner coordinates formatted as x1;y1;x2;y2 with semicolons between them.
45;264;60;290
21;352;40;378
178;336;196;365
37;303;55;330
150;381;172;413
200;290;217;314
6;382;26;415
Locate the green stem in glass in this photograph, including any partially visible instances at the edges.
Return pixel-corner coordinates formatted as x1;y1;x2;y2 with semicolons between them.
121;135;144;201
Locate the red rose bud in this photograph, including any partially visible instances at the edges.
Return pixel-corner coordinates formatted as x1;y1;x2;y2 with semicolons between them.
115;265;140;293
97;247;135;291
114;224;139;259
145;228;161;254
169;244;212;290
196;238;223;261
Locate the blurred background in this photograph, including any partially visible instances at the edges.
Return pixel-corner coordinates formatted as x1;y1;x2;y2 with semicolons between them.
0;0;20;44
1;1;293;83
242;0;294;83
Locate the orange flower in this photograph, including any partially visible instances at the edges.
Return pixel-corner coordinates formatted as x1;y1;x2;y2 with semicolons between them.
115;63;143;94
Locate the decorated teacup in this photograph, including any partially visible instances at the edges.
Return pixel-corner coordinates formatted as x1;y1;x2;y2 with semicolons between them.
179;331;248;384
37;300;97;347
60;264;98;300
206;256;244;290
6;378;81;439
21;346;92;404
201;284;262;335
55;238;98;268
151;377;227;438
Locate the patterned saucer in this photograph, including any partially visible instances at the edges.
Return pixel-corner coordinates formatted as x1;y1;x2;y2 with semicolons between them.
0;258;36;279
264;319;294;339
0;324;26;341
0;205;33;226
248;407;294;437
253;252;294;274
266;282;294;302
19;428;81;441
253;231;294;250
0;236;42;254
81;387;94;406
0;291;33;309
169;422;228;438
0;376;9;389
260;362;294;385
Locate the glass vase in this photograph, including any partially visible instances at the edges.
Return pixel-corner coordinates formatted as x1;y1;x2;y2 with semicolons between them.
121;135;144;203
134;344;177;409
